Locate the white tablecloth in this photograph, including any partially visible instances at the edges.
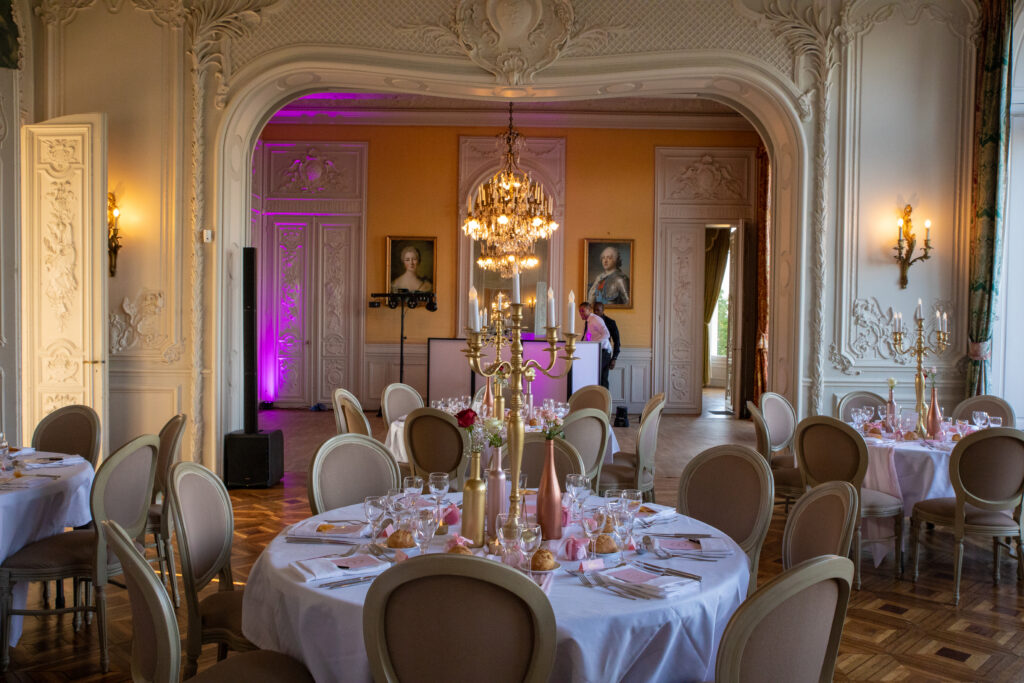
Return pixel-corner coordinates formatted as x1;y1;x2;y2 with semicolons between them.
862;437;956;563
1;453;94;646
384;420;621;466
243;496;749;683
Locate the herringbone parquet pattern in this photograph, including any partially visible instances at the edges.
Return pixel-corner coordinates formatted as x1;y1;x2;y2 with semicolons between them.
3;406;1023;681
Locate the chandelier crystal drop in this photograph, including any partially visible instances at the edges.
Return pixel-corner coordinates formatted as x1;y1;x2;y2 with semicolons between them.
463;103;558;279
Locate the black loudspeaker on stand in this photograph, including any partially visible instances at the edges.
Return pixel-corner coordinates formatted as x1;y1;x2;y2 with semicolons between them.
224;247;283;488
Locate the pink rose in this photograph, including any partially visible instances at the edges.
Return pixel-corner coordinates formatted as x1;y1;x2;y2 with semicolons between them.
443;503;461;525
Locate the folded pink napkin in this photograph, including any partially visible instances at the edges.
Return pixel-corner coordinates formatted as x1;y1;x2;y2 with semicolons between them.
561;505;570;526
563;536;588;561
577;558;605;572
530;571;554;595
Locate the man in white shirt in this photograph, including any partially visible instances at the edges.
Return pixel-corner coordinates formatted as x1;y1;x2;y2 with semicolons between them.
579;301;613;389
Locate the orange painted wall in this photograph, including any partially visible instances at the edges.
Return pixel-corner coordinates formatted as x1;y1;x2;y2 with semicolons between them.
260;124;761;348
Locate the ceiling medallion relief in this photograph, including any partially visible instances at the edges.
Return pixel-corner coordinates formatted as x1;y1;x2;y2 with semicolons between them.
401;0;628;86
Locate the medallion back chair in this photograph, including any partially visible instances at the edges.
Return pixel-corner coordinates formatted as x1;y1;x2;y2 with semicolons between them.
560;408;610;485
168;461;256;677
102;520;314;683
599;397;664;501
333;388;373;436
835;391;886;423
403;407;469;488
950;394;1016;427
677;444;774;596
794;416;903;588
140;413;186;608
748;401;803;512
513;433;585;489
782;481;858;570
640;393;665;426
364;555;556;683
0;434;159;672
381;383;424;427
308;433;401;515
758;392;797;466
714;556;854;683
910;427;1024;605
567;385;611;415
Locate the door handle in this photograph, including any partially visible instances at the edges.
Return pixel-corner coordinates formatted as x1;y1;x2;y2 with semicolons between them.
83;360;107;364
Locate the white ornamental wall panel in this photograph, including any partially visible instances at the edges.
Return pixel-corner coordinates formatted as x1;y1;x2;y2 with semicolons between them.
21;114;108;449
271;219;310;407
317;221;359;405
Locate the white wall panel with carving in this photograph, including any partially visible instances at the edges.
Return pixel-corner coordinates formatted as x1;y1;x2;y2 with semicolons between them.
827;4;975;412
0;68;19;439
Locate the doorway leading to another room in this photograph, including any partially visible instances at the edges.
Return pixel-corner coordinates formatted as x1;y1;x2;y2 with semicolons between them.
703;225;743;418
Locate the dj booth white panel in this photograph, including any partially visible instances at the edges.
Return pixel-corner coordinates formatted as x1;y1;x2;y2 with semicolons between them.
426;338;601;403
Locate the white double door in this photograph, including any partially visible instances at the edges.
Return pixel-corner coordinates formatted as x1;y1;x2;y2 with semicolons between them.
258;215;363;408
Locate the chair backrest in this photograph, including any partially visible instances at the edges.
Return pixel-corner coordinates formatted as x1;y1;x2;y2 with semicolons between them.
152;413;186;502
793;416;868;493
951;395;1016;427
381;383;424;427
363;555;556;683
677;444;773;595
31;403;102;468
948;428;1024;529
403;407;469;486
759;392;796;453
308;433;401;515
568;385;611;415
92;434;161;584
560;408;610;483
634;399;665;491
715;556;853;683
516;433;584;489
103;519;181;683
168;461;237;630
782;482;858;570
640;393;665;426
746;401;772;465
333;388;372;436
835;391;886;422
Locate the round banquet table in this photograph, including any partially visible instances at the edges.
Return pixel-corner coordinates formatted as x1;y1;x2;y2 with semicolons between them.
243;495;749;683
0;451;94;646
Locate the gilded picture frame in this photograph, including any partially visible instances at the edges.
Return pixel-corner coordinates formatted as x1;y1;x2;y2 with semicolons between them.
387;237;437;294
583;239;633;309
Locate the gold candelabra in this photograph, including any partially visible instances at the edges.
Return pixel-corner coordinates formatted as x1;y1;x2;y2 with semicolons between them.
892;312;948;435
464;303;576;533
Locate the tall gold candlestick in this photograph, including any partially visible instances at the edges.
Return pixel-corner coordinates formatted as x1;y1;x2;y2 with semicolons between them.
465;303;576;532
892;317;948;435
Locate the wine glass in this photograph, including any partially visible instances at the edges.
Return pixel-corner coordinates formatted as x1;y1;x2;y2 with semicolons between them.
989;416;1003;428
578;507;600;559
403;475;424;498
564;473;587;523
496;512;522;565
413;507;440;554
972;411;990;429
955;419;969;436
520;523;542;569
428;472;450;508
364;495;387;537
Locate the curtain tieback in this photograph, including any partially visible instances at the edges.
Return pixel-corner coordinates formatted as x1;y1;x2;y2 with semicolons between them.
756;333;768;350
968;341;991;361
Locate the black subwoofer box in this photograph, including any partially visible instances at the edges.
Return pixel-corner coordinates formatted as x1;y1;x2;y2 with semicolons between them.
223;429;283;488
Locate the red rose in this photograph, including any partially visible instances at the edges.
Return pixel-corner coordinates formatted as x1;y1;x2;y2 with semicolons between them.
456;408;477;429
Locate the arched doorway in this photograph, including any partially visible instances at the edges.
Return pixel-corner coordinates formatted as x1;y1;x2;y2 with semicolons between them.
210;54;809;448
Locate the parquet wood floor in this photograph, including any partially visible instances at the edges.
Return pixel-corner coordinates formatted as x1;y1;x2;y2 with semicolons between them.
4;403;1023;681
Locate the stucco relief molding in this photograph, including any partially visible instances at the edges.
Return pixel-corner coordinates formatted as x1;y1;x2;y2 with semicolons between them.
276;148;350;195
398;0;630;86
667;230;697;408
44;343;81;383
109;289;169;355
760;0;850;414
43;392;79;414
132;0;187;27
669;154;746;202
43;179;79;332
844;1;980;45
34;0;95;26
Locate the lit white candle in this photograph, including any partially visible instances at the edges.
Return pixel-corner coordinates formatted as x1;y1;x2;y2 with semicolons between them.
925;219;931;242
568;290;576;335
895;312;902;333
547;286;556;327
942;312;948;333
511;262;521;304
897;219;903;244
935;310;940;329
468;286;480;332
915;298;923;321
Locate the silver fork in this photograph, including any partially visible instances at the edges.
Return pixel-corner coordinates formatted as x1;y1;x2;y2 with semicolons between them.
587;572;642;600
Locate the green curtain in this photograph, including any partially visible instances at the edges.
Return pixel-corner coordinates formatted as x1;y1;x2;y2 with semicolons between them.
703;229;731;386
966;0;1013;397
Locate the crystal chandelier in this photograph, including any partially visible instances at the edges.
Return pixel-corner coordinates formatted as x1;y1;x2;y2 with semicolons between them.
463;103;558;279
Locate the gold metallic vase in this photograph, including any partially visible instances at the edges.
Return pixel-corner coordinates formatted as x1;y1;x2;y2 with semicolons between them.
462;451;486;547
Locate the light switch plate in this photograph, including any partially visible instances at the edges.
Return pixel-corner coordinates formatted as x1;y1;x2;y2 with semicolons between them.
202;229;213;243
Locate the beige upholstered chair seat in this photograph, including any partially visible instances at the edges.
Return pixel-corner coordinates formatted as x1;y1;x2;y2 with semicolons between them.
772;466;803;489
611;451;635;467
913;497;1019;529
770;452;795;469
2;531;126;572
598;463;636;488
860;488;903;516
190;650;315;683
199;590;248;635
147;503;162;522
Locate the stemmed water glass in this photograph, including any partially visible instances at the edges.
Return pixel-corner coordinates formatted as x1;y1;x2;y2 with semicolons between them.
578;507;600;559
520;523;542;569
428;472;450;510
403;475;424;500
972;411;990;429
364;495;387;538
496;512;522;566
413;507;440;554
621;489;642;545
565;474;589;523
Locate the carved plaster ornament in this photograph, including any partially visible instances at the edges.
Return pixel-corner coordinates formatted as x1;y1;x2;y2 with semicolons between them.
670;155;745;201
277;148;348;194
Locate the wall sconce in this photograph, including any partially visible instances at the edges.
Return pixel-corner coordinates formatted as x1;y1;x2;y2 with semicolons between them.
893;204;932;289
107;192;122;277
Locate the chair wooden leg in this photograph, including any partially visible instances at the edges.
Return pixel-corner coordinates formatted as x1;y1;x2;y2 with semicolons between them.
165;536;181;608
0;578;11;672
42;580;49;607
85;581;94;625
1016;535;1024;582
894;513;904;579
217;643;228;660
853;524;862;590
993;537;1001;584
96;584;108;673
72;578;83;631
910;516;922;582
55;580;65;609
154;532;167;584
953;535;964;606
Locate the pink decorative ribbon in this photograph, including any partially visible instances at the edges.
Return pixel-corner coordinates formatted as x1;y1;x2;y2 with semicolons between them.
969;341;991;361
563;536;589;561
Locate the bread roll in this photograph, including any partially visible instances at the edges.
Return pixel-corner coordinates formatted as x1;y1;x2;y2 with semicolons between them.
386;529;415;548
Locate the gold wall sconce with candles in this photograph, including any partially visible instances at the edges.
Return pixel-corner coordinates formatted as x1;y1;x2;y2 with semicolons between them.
893;204;932;289
107;191;122;277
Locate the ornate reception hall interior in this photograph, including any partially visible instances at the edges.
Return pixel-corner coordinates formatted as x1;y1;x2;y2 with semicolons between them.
1;0;1023;681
